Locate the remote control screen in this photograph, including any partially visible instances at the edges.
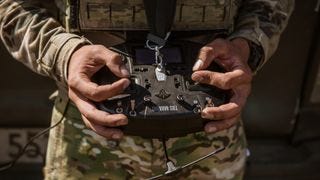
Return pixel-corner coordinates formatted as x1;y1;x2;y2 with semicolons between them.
135;47;182;65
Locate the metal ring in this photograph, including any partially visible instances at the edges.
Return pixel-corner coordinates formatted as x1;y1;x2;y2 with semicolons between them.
146;40;164;50
115;107;123;114
193;107;201;114
129;111;137;117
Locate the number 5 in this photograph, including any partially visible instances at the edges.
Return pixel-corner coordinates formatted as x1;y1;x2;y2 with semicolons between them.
9;133;22;159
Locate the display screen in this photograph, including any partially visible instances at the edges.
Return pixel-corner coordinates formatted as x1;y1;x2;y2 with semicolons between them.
134;47;182;65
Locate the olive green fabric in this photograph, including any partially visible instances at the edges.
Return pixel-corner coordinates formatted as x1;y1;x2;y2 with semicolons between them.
74;0;234;31
0;0;294;89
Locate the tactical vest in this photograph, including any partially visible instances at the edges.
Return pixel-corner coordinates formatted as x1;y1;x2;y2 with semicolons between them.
57;0;239;33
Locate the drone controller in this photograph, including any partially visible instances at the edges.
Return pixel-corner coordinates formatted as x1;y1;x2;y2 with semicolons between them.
93;41;230;138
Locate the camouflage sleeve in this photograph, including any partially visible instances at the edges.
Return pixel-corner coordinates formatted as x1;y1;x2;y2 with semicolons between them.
229;0;295;71
0;0;90;87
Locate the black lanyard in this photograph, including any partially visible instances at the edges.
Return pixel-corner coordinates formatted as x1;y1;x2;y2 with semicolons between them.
143;0;177;46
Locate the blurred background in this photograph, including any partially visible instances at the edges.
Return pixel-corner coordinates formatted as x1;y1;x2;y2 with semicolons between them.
0;1;320;179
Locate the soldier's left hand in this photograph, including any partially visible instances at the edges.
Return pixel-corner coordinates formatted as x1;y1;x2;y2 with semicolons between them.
192;38;253;134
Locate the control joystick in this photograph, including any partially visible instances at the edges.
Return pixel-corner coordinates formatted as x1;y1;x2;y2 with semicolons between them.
93;41;230;138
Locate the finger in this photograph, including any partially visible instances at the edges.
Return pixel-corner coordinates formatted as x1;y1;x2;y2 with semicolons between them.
201;102;241;120
82;115;124;140
229;84;251;108
202;83;251;120
69;76;130;102
69;90;128;127
193;39;229;71
191;69;251;90
99;47;130;78
204;115;239;134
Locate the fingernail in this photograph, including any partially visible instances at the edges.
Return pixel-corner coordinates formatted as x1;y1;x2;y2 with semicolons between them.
207;126;217;133
120;65;129;77
112;133;122;140
192;73;204;82
123;80;131;89
192;59;203;71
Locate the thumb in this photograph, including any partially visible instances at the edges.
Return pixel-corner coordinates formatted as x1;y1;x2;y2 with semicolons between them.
193;39;229;71
102;48;130;78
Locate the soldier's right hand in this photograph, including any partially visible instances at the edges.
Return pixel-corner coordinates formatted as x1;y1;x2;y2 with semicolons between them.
67;45;131;140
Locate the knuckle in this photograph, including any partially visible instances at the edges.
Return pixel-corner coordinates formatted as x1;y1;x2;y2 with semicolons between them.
89;86;103;101
91;96;104;102
209;73;217;85
89;88;98;98
81;110;90;120
108;119;121;127
221;77;232;89
68;76;77;87
200;46;214;54
85;109;100;122
109;83;123;96
109;53;121;62
91;45;104;54
214;106;222;114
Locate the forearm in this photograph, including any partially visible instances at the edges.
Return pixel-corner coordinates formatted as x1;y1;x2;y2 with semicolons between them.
229;0;295;71
0;0;90;87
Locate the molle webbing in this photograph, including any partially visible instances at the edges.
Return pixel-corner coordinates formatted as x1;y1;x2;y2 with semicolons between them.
65;0;233;32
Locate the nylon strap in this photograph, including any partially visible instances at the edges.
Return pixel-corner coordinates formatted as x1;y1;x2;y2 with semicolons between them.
143;0;177;46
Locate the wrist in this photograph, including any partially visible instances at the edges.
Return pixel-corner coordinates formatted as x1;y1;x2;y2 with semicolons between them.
230;38;264;73
62;37;92;86
230;38;250;64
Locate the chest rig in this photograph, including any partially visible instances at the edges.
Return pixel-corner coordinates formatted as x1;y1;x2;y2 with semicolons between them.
60;0;237;33
87;0;232;139
61;1;235;177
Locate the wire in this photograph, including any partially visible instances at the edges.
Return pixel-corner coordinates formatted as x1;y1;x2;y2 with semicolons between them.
0;100;70;172
161;137;171;163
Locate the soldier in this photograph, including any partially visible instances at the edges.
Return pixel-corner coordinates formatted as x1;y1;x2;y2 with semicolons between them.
0;0;294;179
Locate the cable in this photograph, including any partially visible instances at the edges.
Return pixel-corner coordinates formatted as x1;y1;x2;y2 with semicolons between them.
161;137;171;163
0;100;70;172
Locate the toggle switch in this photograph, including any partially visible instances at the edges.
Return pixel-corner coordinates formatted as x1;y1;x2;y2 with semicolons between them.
115;100;123;113
176;95;184;102
144;95;152;102
193;100;202;114
205;97;214;107
129;99;137;116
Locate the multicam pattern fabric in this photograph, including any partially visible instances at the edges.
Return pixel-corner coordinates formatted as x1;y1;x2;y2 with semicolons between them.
229;0;295;69
44;95;247;179
0;0;294;179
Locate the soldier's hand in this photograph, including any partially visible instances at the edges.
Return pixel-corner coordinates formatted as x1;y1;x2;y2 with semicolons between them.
68;45;130;140
192;38;253;134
